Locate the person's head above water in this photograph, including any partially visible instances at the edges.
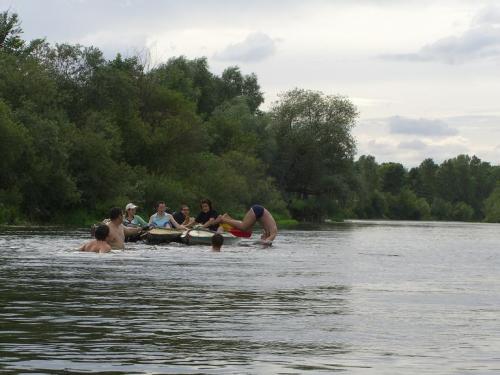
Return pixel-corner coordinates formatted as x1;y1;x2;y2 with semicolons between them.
94;224;110;241
211;233;224;251
109;207;123;222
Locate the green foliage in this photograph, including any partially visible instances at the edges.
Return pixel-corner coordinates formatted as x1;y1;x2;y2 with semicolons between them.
431;198;453;220
2;11;499;225
408;158;438;203
350;154;499;222
269;88;358;221
379;162;406;195
0;11;25;53
385;188;430;220
0;188;23;224
0;100;28;187
483;183;500;222
451;201;474;221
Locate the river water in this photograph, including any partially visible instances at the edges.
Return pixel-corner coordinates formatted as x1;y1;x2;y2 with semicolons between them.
0;221;499;374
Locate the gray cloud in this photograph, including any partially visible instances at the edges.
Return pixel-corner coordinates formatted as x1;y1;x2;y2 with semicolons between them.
383;26;500;64
398;139;427;150
383;6;500;64
214;32;277;62
473;4;500;27
389;116;458;137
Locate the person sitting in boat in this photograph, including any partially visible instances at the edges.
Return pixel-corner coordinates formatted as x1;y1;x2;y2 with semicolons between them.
173;204;195;228
79;224;112;253
211;233;224;252
221;204;277;246
123;203;148;228
149;201;186;230
195;199;223;232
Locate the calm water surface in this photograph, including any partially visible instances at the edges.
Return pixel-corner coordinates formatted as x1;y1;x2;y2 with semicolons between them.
1;221;499;374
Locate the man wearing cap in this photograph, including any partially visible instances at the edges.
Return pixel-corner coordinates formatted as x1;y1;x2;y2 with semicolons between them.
123;203;148;228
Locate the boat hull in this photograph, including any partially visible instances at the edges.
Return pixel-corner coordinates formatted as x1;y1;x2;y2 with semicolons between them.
145;228;184;244
181;229;240;246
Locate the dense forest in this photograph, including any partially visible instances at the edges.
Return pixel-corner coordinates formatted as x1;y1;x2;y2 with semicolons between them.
1;11;500;225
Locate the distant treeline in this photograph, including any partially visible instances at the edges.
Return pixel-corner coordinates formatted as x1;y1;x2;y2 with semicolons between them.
1;11;500;225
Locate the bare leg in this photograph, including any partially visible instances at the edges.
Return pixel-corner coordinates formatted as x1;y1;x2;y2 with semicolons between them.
222;209;256;231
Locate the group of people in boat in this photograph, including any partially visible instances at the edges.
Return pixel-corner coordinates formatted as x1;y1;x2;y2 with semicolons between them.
80;199;278;253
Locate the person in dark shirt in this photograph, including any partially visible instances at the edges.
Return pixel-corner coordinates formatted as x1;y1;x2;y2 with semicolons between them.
195;199;222;232
173;204;195;227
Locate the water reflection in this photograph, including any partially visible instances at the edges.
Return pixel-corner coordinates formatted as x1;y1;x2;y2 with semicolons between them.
0;229;352;373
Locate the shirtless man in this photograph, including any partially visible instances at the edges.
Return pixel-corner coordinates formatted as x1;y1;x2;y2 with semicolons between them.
79;224;112;253
221;204;278;246
106;207;141;249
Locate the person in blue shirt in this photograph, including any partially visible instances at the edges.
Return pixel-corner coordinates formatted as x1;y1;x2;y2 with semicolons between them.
149;201;186;229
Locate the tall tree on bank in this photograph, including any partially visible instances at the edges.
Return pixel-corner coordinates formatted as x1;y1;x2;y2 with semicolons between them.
269;89;358;221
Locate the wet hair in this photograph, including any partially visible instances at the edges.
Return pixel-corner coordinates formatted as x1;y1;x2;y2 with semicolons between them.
156;201;166;209
109;207;122;220
211;233;224;248
200;199;212;210
94;224;109;241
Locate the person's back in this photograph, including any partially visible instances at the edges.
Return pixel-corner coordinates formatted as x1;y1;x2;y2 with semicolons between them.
80;224;112;253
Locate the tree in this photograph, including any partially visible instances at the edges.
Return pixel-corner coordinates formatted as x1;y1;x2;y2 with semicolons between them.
410;158;438;203
269;88;357;221
218;67;264;113
484;183;500;222
435;155;474;205
352;155;381;218
0;11;24;53
379;162;406;195
151;56;219;117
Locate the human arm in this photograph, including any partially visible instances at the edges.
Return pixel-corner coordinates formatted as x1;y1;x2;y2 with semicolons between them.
149;214;156;227
201;211;220;229
135;215;148;227
123;225;141;236
185;216;195;227
169;214;187;230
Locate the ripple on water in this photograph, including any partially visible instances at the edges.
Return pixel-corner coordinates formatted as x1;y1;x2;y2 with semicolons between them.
1;223;500;374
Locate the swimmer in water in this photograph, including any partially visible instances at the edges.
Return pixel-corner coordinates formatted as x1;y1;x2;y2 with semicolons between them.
80;224;112;253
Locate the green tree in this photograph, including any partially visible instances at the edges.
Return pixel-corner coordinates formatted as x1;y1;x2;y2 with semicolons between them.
352;155;381;218
409;158;437;203
483;183;500;222
269;88;357;221
379;162;406;195
0;11;24;52
218;67;264;113
385;188;430;220
431;198;453;220
451;202;474;221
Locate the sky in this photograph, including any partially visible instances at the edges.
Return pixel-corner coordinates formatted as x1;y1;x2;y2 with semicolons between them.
2;0;500;167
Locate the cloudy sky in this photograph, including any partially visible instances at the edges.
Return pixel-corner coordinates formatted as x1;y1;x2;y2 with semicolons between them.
3;0;500;166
